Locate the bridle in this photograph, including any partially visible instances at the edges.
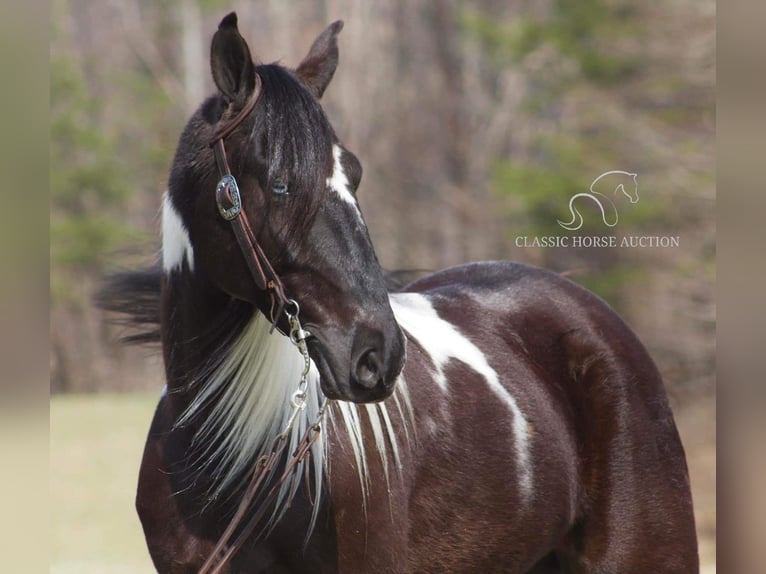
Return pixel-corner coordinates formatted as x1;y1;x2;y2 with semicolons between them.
209;74;291;333
199;74;331;574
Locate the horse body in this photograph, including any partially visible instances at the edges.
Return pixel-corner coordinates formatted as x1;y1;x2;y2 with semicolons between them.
328;262;696;573
100;13;698;573
134;261;697;573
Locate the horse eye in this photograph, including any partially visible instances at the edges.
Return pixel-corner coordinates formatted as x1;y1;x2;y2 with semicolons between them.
272;182;288;196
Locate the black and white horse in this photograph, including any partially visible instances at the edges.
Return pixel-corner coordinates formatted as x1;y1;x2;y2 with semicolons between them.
101;13;699;573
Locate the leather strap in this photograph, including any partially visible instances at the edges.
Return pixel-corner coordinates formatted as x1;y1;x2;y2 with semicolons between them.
208;75;291;329
210;76;262;143
199;425;323;574
200;74;325;574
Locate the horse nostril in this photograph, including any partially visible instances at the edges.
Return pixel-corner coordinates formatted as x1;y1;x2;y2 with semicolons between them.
354;349;382;389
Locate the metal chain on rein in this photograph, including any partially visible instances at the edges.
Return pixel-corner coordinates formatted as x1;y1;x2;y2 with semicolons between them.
204;85;334;572
283;302;331;438
199;301;332;574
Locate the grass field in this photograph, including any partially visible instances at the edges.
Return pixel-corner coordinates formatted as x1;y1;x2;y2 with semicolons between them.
50;393;158;574
50;393;715;572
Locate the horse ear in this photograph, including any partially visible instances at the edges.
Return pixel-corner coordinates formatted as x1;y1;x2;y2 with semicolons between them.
295;20;344;98
210;12;256;104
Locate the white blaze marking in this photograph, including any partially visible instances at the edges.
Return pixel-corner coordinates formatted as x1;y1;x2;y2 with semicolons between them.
327;144;362;220
161;192;194;272
389;292;534;501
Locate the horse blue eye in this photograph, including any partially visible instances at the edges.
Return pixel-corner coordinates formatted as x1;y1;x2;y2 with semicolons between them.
272;183;288;196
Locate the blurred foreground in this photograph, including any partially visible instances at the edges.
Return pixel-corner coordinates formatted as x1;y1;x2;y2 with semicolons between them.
49;393;715;573
50;394;157;574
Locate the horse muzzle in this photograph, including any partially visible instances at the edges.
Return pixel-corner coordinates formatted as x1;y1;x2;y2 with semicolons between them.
306;321;406;403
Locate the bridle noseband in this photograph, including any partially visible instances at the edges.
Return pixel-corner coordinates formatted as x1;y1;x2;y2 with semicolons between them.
208;74;291;332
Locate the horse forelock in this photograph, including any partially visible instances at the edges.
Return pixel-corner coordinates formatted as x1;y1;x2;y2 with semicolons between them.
250;64;335;251
164;63;337;268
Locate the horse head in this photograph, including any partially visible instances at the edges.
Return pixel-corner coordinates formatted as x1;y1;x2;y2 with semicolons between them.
165;13;404;403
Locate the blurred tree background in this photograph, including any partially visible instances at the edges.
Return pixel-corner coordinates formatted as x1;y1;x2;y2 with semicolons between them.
50;0;714;398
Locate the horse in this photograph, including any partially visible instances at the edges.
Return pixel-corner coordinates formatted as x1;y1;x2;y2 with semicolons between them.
99;13;699;573
557;171;639;231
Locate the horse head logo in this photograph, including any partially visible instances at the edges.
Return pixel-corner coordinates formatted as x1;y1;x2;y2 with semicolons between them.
558;171;639;231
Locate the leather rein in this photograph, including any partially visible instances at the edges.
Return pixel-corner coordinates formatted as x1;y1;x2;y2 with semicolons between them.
198;76;329;573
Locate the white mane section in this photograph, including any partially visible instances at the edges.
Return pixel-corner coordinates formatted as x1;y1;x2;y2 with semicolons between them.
327;377;415;519
175;306;417;529
327;144;362;221
176;312;326;531
389;292;534;501
161;191;195;272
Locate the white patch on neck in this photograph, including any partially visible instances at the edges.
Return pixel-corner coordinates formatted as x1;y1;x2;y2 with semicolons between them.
389;292;534;501
161;191;194;273
327;144;362;220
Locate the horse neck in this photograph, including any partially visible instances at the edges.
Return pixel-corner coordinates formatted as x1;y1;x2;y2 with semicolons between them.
159;268;327;505
160;271;247;403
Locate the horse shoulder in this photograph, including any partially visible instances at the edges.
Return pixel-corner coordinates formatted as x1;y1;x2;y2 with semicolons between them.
393;262;694;564
388;263;584;568
136;395;219;572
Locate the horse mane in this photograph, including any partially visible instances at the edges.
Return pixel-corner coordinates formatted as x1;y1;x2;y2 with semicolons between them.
96;262;420;544
95;264;426;345
383;268;432;292
95;264;162;345
250;64;336;253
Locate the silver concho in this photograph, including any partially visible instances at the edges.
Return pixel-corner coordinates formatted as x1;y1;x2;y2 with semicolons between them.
216;175;242;221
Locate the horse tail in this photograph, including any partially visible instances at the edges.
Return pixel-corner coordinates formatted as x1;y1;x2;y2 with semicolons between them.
95;265;162;344
557;197;585;231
